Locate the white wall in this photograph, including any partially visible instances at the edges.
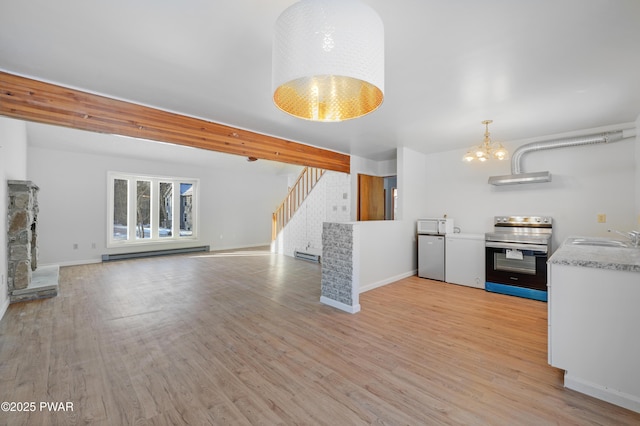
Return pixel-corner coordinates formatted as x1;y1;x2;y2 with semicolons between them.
0;117;28;320
27;145;290;265
636;114;640;227
274;171;351;256
347;148;427;293
355;220;415;293
395;147;430;272
397;147;429;223
422;122;638;251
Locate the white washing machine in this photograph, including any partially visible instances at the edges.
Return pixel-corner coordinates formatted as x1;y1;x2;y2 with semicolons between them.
445;233;485;289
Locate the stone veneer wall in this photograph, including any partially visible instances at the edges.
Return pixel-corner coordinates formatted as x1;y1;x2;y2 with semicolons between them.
7;180;39;292
7;180;58;303
321;222;358;312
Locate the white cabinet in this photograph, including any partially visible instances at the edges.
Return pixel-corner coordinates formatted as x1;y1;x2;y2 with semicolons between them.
445;233;485;289
548;262;640;413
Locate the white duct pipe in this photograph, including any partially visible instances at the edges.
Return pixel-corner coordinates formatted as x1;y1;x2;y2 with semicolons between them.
511;129;635;175
488;127;636;185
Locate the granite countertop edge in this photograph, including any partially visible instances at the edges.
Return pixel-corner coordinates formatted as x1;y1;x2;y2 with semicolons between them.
549;237;640;273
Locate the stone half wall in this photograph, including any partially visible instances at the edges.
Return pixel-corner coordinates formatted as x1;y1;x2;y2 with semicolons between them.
7;180;58;303
7;180;39;291
321;222;360;313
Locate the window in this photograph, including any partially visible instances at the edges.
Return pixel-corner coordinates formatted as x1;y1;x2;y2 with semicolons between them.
108;172;199;246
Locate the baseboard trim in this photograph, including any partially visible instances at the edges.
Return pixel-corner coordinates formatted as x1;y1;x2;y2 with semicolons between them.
359;270;416;294
320;296;360;314
564;372;640;414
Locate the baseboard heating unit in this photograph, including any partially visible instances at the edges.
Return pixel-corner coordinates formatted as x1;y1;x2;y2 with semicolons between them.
102;245;210;262
294;250;321;263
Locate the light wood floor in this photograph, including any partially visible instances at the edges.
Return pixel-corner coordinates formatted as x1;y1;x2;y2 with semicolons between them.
1;248;639;425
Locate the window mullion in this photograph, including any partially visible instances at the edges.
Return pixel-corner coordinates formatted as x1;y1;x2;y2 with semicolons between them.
128;178;137;241
173;181;180;239
151;179;159;240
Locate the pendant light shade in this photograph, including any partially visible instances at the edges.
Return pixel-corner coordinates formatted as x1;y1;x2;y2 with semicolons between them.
273;0;384;122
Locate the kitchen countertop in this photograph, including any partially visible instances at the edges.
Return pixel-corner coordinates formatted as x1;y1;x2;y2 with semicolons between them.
548;237;640;273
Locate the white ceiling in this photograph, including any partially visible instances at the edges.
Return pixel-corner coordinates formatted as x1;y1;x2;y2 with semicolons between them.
2;0;640;164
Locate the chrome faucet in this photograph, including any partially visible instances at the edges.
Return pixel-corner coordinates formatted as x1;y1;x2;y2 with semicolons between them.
608;229;640;247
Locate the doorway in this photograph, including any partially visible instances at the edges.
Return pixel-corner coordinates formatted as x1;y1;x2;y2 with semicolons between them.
357;174;397;221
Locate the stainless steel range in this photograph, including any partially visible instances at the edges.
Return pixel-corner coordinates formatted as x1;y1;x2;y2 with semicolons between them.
485;216;552;302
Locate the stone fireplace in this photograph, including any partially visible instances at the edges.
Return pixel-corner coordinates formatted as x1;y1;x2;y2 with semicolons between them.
7;180;58;303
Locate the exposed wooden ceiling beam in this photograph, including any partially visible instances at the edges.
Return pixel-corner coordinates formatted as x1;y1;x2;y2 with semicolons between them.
0;71;350;173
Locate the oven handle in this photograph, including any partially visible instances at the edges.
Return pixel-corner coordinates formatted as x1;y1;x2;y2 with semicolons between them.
485;241;548;253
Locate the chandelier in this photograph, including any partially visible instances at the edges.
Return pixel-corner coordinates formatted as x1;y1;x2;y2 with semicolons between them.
463;120;508;162
272;0;384;122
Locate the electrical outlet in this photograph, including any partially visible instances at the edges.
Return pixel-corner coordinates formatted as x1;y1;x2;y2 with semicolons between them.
73;243;78;249
597;214;606;223
91;243;96;249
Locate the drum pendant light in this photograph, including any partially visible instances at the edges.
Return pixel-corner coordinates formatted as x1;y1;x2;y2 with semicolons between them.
272;0;384;122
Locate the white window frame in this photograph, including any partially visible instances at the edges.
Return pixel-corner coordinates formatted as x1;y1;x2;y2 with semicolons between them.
107;172;199;247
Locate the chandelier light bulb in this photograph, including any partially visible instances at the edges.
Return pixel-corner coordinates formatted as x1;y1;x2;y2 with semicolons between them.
493;144;508;161
463;151;475;162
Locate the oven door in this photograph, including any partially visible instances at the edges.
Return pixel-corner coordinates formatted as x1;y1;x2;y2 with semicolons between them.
485;241;548;291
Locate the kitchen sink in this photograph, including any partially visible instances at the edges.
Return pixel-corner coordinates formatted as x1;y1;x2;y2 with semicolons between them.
565;237;631;248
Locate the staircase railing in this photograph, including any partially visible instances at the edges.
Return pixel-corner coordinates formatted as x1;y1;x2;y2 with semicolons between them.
272;167;325;240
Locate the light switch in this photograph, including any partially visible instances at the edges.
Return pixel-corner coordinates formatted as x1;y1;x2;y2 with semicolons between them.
597;214;606;223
